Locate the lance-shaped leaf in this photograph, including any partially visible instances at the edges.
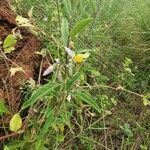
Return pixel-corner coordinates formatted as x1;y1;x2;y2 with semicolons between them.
61;18;69;47
66;72;81;92
73;91;101;113
70;18;92;39
62;0;71;17
21;82;59;110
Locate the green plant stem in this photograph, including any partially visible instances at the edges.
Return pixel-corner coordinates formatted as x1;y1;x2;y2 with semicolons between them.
56;0;61;33
87;0;101;38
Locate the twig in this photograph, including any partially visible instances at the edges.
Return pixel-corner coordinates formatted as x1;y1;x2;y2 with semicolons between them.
0;130;24;141
38;57;44;84
79;85;144;98
0;50;29;77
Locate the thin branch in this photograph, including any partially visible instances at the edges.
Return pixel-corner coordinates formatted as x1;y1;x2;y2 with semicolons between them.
0;130;24;141
79;85;144;98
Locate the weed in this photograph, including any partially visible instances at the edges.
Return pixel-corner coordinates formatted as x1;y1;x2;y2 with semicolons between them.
1;0;149;149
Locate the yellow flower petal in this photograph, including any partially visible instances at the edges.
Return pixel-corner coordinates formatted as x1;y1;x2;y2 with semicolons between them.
73;53;90;63
73;54;84;63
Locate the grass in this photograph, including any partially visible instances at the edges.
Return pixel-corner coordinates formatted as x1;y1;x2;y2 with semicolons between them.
2;0;150;149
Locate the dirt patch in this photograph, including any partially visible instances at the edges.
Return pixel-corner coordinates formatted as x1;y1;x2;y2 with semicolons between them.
0;2;41;115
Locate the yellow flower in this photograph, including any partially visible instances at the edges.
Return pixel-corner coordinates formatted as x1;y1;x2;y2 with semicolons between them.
73;54;84;63
73;53;90;63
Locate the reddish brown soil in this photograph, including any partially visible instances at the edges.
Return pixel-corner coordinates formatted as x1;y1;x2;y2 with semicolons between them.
0;1;41;115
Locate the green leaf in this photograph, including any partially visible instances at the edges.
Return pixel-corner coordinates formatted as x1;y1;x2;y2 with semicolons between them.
70;18;92;39
35;108;54;150
73;91;101;113
143;93;150;106
120;123;133;137
71;0;80;9
6;140;27;150
4;47;15;54
3;34;17;48
56;134;64;142
38;108;54;138
140;145;148;150
61;18;69;47
21;82;59;110
3;34;17;54
0;99;9;115
9;113;22;132
62;0;71;17
3;145;10;150
66;72;81;92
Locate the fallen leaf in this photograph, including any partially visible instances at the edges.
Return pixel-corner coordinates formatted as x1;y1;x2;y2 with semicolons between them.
16;15;34;28
9;113;22;132
28;6;34;19
10;67;24;76
3;34;17;54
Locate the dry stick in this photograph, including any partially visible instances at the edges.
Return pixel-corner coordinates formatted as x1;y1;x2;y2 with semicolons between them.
0;130;25;141
1;40;41;113
102;99;108;149
38;57;44;84
2;79;10;107
94;81;108;150
21;98;47;136
0;49;14;137
0;50;11;105
0;50;30;111
79;85;144;98
0;50;26;141
0;50;29;77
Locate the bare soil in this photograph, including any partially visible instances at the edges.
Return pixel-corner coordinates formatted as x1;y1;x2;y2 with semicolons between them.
0;1;41;115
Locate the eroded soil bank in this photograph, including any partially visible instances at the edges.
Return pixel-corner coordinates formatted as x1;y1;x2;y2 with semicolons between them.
0;1;41;115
